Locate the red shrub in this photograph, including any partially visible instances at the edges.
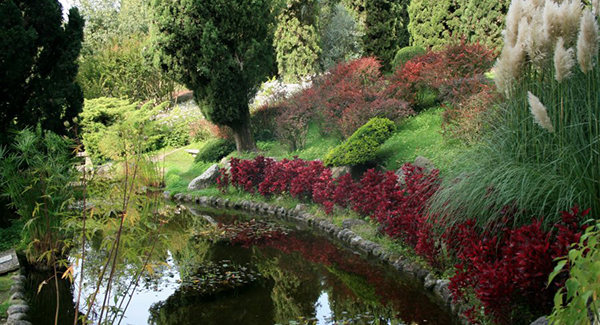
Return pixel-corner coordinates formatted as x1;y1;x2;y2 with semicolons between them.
229;156;275;193
274;89;317;150
448;207;589;324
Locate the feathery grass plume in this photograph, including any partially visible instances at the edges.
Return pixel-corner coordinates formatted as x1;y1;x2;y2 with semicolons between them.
528;91;555;132
505;0;525;47
577;9;599;73
495;42;526;95
560;0;583;45
544;0;562;42
526;8;553;65
593;0;599;16
554;37;576;82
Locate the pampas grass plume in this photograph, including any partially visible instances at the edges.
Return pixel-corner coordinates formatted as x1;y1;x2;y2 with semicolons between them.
577;9;599;74
528;91;555;132
506;0;524;47
554;37;575;82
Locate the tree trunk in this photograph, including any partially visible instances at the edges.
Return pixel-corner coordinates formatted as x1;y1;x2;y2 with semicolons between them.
231;120;257;152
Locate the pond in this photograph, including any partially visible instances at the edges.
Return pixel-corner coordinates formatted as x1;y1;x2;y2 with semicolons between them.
26;203;457;325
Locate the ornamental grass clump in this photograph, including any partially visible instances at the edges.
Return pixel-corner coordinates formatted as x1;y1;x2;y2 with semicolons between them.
430;0;600;228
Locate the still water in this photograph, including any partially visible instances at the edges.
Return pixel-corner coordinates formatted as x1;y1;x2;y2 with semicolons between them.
27;204;457;325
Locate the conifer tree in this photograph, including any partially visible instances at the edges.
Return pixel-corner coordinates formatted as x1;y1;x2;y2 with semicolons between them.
151;0;274;151
275;0;321;81
0;0;84;143
363;0;409;70
407;0;461;49
456;0;509;49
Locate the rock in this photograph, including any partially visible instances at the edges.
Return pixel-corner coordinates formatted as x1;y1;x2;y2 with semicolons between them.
294;204;308;212
220;157;232;172
7;313;28;321
187;164;220;191
185;149;200;156
331;166;352;178
7;305;29;315
414;156;435;171
424;273;437;290
434;280;452;304
7;319;33;325
10;292;25;301
342;219;367;229
0;250;20;275
530;317;548;325
163;191;171;199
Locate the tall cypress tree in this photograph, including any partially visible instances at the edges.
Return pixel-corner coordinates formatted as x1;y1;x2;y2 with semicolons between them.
151;0;274;152
407;0;461;49
275;0;321;82
0;0;84;142
363;0;409;70
455;0;509;49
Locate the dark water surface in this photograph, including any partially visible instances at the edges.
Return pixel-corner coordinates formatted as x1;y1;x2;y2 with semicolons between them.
27;205;457;325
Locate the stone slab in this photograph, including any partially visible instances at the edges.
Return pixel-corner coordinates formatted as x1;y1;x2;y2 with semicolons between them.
0;250;19;275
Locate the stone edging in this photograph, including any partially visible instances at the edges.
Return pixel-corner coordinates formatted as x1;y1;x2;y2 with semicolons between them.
4;269;31;325
167;192;468;324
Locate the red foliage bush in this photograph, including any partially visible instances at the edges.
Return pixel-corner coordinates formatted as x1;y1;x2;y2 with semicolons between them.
448;207;589;323
274;88;317;150
220;156;589;324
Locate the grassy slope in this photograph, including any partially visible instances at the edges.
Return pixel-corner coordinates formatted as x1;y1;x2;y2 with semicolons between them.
0;272;16;319
163;107;465;193
378;107;466;174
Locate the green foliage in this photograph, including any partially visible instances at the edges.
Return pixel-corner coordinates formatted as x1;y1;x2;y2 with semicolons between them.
195;139;236;163
0;128;76;264
454;0;508;50
407;0;461;49
407;0;507;50
275;0;321;81
548;223;600;324
377;108;465;173
0;219;24;252
324;117;396;166
391;46;426;69
79;97;170;162
0;0;84;143
363;0;409;70
151;0;275;151
319;3;363;71
77;36;174;101
429;2;600;228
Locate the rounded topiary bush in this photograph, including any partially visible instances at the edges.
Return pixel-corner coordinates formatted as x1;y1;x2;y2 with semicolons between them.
392;46;426;69
195;138;236;163
323;117;397;166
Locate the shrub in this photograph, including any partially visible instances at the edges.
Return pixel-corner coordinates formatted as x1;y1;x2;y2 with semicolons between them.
251;104;281;142
392;46;426;69
77;36;174;101
448;207;589;324
195;138;236;163
79;98;169;162
362;0;410;70
319;3;363;71
323;117;396;166
429;0;600;227
548;219;600;325
317;57;412;137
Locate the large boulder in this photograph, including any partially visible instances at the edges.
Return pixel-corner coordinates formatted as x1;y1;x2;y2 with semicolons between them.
331;166;352;178
413;155;435;172
188;164;220;191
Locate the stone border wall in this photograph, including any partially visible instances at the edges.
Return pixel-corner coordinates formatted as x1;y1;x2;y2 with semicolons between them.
168;192;468;324
3;269;31;325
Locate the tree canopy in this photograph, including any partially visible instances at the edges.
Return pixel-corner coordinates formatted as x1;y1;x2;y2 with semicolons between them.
151;0;275;151
0;0;84;143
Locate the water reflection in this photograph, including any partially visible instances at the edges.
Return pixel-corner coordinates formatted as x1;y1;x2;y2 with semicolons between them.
28;204;456;325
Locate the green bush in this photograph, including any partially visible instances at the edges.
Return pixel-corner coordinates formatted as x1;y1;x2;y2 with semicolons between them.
324;117;396;166
392;46;426;69
195;139;236;163
79;97;170;162
548;222;600;324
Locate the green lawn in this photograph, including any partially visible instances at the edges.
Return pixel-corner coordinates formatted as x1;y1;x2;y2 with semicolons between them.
377;107;466;174
0;272;16;319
